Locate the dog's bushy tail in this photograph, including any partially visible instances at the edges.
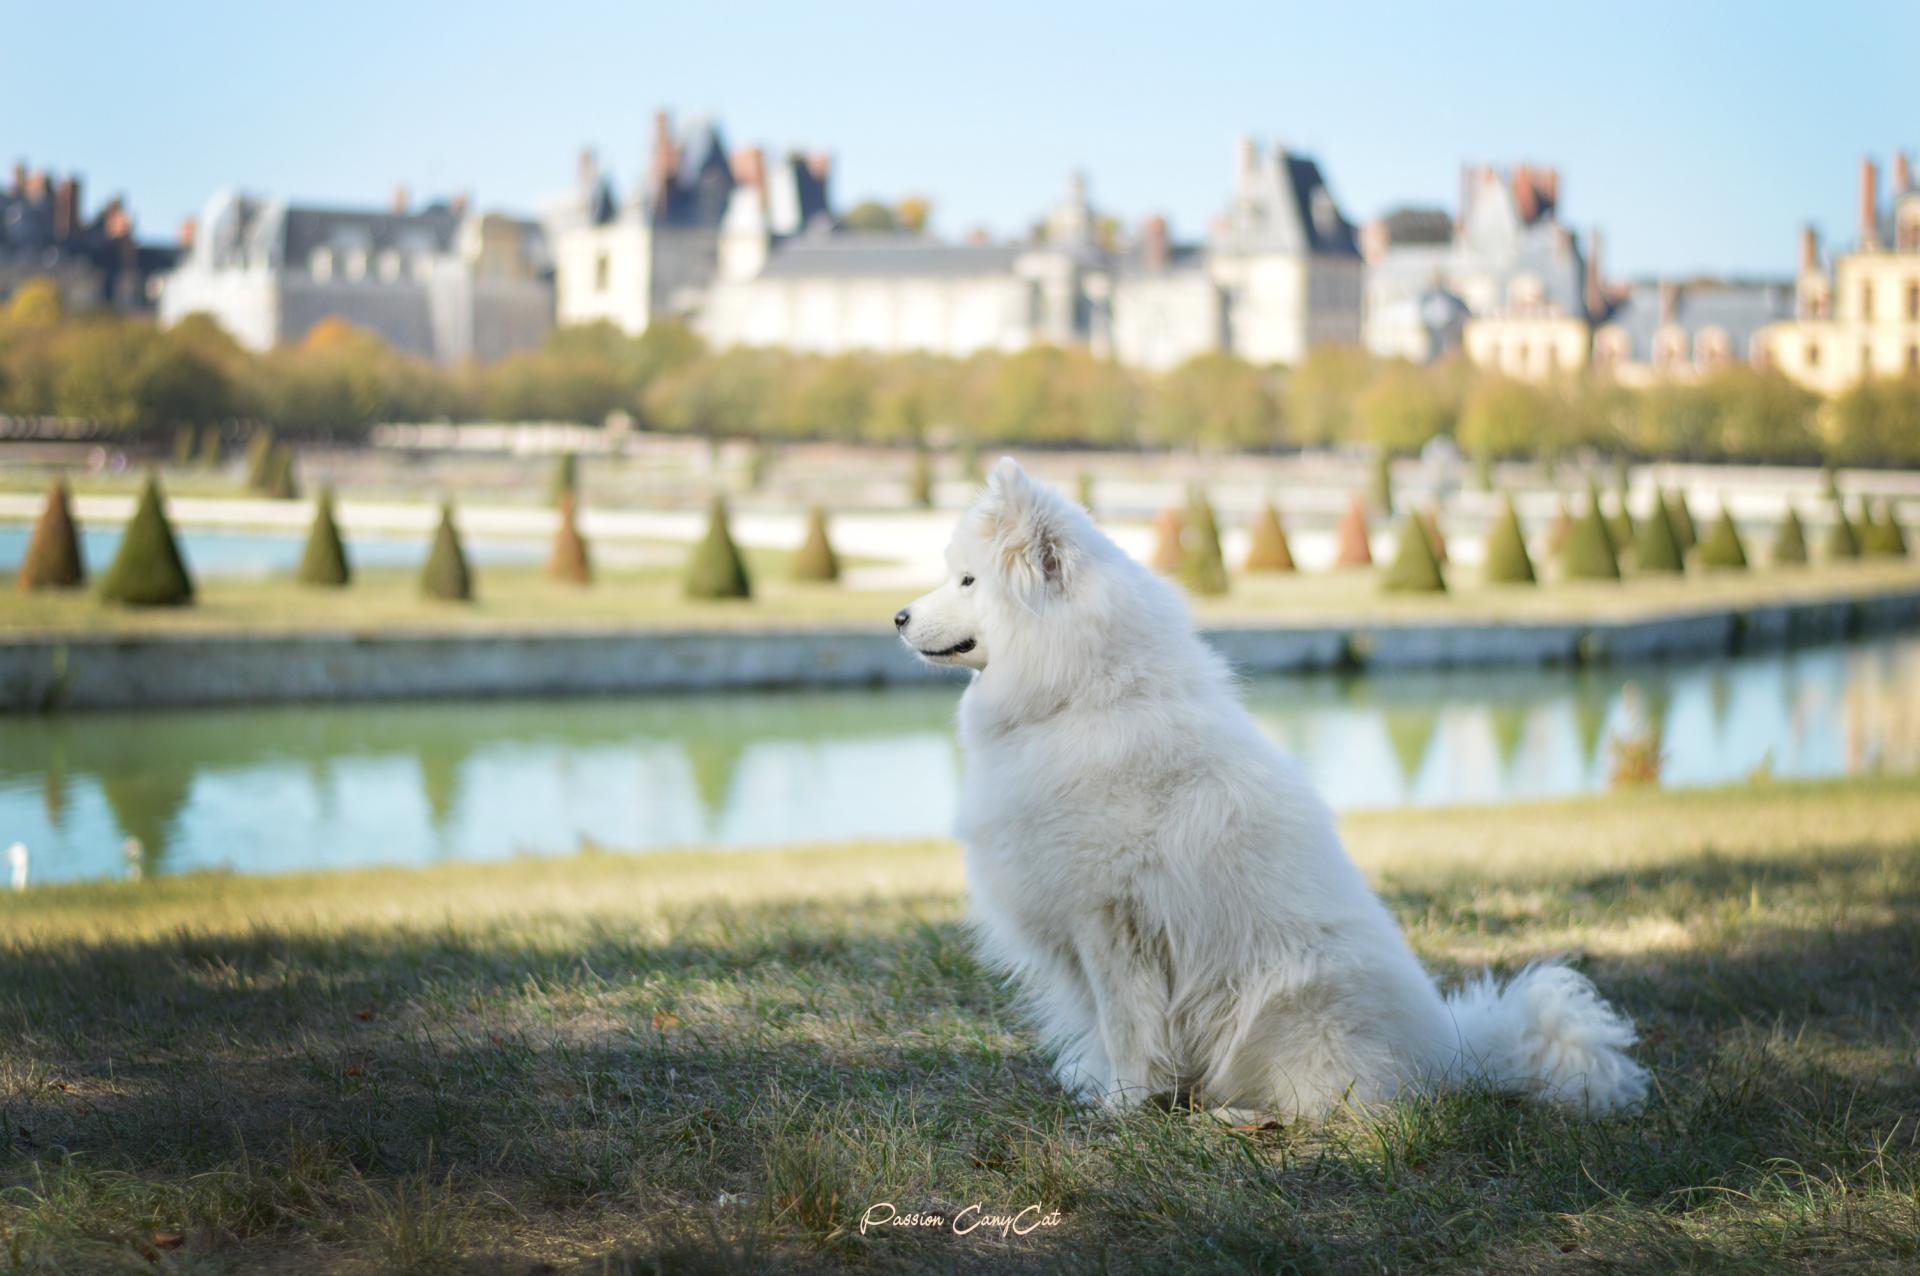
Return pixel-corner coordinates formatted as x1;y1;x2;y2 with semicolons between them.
1442;964;1648;1115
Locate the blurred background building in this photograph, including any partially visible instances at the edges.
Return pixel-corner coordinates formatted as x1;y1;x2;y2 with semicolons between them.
548;119;1364;368
157;189;553;363
1762;152;1920;394
1;162;179;311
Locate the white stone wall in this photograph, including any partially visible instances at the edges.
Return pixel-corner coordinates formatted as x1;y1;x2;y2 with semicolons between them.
554;219;653;334
701;274;1038;357
1110;272;1223;371
157;265;280;352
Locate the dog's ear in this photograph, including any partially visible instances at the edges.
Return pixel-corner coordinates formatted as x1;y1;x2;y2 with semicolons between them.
983;458;1074;596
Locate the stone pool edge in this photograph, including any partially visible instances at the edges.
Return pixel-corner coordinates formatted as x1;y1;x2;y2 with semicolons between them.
5;585;1920;712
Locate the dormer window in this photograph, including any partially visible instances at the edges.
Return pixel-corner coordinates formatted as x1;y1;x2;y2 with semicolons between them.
377;249;404;281
344;247;369;280
310;246;334;280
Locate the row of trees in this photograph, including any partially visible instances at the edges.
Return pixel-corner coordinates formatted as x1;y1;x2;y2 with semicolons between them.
5;276;1918;465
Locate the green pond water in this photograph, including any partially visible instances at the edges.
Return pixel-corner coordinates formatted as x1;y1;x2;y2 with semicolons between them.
4;634;1918;885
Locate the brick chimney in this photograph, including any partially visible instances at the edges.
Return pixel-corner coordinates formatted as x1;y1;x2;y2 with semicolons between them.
1512;165;1540;223
1142;214;1169;273
179;216;197;249
1800;223;1820;272
1538;166;1559;212
730;146;766;193
52;176;80;240
450;190;470;218
8;162;23;196
1658;279;1678;325
650;110;678;195
102;197;130;240
1860;155;1879;249
1896;150;1912;196
805;151;832;184
24;169;48;201
390;184;409;214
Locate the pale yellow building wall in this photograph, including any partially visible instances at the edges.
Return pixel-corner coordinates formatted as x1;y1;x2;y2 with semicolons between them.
1762;248;1920;395
1462;314;1590;381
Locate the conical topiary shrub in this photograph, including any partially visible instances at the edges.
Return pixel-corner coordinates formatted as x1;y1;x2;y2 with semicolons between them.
549;452;579;508
196;427;222;469
1607;499;1635;559
18;477;86;591
1149;508;1184;574
99;475;193;607
1771;504;1808;567
1666;489;1696;550
1861;501;1908;558
244;428;276;491
1545;498;1574;557
1481;494;1536;585
1633;499;1685;575
1380;514;1446;593
1335;495;1373;567
1419;507;1448;565
171;426;196;468
1821;465;1841;502
420;502;474;601
1075;471;1095;514
1586;480;1617;558
1369;452;1394;518
1180;487;1230;597
1852;498;1880;556
546;492;592;585
1559;497;1621;581
1695;506;1748;571
1243;502;1295;573
685;495;751;600
908;450;933;509
266;445;299;501
1824;501;1859;561
790;505;839;582
297;486;351;588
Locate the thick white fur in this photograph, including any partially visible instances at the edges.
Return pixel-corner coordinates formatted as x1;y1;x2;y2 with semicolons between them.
897;458;1648;1119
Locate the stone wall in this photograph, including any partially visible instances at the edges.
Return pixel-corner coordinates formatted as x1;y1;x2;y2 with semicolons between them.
4;588;1917;713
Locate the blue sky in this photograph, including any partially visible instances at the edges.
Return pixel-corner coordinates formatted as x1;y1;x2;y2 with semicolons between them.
8;1;1912;280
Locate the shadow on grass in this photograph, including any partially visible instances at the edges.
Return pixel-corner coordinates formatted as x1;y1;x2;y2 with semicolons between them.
3;853;1918;1273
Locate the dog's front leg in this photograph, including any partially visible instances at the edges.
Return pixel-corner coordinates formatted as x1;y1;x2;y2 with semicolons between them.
1072;902;1172;1109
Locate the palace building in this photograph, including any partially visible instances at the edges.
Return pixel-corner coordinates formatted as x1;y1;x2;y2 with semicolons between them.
1759;152;1920;395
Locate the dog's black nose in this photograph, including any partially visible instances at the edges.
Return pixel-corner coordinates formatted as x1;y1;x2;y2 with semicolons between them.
894;609;910;629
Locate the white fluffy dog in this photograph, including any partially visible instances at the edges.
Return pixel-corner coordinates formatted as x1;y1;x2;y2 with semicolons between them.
895;459;1647;1120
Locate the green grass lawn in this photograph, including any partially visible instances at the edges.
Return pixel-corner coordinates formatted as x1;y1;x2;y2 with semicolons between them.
4;777;1918;1272
7;556;1920;638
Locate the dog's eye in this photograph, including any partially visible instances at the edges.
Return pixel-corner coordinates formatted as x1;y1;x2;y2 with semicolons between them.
960;575;975;588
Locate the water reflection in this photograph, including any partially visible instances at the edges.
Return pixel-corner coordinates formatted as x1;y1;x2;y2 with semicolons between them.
2;634;1917;885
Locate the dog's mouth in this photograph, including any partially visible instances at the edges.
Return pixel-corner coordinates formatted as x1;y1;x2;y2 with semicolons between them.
917;638;977;659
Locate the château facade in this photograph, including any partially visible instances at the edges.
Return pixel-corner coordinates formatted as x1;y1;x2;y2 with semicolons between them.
544;115;1364;370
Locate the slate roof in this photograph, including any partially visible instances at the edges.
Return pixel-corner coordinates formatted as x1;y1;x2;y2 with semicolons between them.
1378;207;1453;247
1284;156;1360;256
280;205;462;262
1602;280;1795;361
757;234;1025;279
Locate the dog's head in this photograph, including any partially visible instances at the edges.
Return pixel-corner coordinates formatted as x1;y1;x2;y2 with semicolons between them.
895;457;1106;675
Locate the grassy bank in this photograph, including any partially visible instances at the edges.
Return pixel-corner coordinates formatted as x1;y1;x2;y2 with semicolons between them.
4;778;1919;1272
7;557;1920;637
